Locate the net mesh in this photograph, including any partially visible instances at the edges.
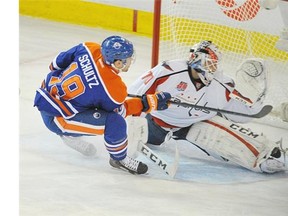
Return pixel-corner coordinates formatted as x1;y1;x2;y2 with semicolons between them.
158;0;288;127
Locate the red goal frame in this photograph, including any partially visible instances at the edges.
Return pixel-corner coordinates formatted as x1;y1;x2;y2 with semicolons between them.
151;0;162;68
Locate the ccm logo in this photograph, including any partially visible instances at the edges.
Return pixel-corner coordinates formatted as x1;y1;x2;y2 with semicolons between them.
140;145;169;174
230;124;259;138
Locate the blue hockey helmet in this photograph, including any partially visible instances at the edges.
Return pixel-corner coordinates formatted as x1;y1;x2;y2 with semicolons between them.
101;35;135;65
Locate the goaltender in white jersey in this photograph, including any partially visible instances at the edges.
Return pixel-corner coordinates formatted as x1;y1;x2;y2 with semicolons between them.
128;40;287;174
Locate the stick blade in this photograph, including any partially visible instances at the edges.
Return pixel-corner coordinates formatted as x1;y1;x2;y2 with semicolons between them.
253;105;273;118
137;141;178;178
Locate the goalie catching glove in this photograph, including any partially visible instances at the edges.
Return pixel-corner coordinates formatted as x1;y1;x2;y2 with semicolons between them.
141;92;171;113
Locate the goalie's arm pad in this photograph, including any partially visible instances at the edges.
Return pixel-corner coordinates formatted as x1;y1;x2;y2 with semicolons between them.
216;79;263;123
220;98;263;123
229;89;254;106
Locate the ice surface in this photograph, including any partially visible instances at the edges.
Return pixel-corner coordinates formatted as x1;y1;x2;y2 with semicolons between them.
19;16;288;216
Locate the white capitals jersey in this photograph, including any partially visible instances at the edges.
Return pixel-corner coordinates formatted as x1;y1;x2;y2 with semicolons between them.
128;59;262;128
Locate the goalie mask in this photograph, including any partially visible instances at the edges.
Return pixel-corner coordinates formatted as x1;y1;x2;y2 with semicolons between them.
188;40;222;85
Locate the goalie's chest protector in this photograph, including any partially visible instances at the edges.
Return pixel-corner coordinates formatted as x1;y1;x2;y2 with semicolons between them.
152;73;230;128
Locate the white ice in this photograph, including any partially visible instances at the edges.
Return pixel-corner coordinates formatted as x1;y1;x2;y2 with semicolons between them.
19;16;288;216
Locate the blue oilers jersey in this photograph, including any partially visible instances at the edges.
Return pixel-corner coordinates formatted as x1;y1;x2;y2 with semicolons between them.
34;42;128;119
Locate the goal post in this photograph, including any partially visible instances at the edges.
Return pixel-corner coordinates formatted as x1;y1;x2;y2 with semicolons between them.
151;0;288;128
151;0;162;68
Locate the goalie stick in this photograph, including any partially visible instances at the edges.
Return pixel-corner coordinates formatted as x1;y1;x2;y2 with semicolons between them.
126;116;179;178
137;141;179;178
128;93;273;118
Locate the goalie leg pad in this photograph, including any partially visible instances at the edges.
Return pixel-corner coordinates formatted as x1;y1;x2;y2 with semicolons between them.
126;116;149;157
186;116;277;172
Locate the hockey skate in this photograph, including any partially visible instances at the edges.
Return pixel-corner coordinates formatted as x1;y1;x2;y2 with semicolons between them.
109;155;148;174
259;142;288;173
60;135;97;157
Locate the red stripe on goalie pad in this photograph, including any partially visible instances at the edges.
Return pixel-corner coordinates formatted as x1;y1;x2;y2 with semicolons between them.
205;120;259;157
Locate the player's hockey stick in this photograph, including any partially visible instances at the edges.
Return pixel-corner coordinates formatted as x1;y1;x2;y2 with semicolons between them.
127;94;272;118
137;141;179;178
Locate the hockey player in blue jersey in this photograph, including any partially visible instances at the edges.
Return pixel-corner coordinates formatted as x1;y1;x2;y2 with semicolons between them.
34;35;171;175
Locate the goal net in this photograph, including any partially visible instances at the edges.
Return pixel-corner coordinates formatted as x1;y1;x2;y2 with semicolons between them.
153;0;288;128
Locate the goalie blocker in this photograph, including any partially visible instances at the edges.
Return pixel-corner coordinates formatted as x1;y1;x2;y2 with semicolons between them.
186;116;287;173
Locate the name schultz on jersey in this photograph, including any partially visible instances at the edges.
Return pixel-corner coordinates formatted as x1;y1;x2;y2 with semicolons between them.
78;54;99;88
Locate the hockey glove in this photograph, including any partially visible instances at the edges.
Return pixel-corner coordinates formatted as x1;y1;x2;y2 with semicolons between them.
141;92;171;113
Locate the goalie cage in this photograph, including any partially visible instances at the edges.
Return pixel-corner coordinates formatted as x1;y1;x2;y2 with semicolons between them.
151;0;288;129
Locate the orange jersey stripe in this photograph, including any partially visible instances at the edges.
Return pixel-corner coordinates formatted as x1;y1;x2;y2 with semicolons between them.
55;117;104;135
106;141;128;152
85;42;127;104
84;42;102;58
50;95;73;116
96;59;127;103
